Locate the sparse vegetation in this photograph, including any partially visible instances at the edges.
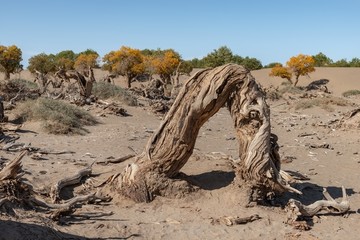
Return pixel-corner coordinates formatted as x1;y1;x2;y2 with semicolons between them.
92;82;138;106
265;82;304;101
294;96;349;111
16;98;98;134
0;79;39;101
342;89;360;97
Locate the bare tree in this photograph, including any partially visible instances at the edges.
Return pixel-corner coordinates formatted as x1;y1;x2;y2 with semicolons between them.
108;64;298;203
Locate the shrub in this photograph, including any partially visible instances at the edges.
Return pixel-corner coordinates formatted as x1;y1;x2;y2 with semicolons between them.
294;97;349;112
342;90;360;98
92;82;137;106
0;79;39;101
16;98;98;134
265;83;304;101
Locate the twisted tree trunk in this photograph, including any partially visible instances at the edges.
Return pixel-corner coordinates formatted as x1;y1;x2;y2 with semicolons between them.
113;64;297;202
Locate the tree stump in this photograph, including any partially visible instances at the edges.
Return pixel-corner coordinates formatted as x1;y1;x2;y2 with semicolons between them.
113;64;297;202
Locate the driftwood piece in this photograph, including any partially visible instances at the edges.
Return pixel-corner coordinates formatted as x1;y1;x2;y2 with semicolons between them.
337;108;360;129
32;193;97;210
286;186;350;223
50;165;93;203
96;154;135;165
0;123;22;132
109;64;299;203
0;150;27;180
217;214;261;226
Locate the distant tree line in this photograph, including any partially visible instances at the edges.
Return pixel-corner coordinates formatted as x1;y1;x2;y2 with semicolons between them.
1;44;360;84
265;52;360;68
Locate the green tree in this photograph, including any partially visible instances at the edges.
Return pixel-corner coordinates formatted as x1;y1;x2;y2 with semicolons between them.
179;60;193;75
264;62;282;68
0;45;23;80
28;53;56;74
241;56;263;70
202;46;234;68
55;50;76;70
331;59;350;67
188;58;205;68
312;52;333;67
349;57;360;67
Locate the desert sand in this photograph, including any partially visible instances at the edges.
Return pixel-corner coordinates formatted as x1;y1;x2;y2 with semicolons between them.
0;67;360;240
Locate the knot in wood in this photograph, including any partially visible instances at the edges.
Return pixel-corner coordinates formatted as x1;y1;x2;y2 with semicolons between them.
249;110;259;119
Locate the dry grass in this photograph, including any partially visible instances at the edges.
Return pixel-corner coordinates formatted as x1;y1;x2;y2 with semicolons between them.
294;96;350;112
342;90;360;98
0;79;39;101
92;82;137;106
16;98;98;134
265;83;304;101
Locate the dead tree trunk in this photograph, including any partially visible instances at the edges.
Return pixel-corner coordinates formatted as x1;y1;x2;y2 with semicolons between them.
56;67;95;99
227;75;299;200
34;70;50;94
112;64;297;202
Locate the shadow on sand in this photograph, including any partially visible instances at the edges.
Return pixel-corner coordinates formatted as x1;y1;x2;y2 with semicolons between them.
0;220;140;240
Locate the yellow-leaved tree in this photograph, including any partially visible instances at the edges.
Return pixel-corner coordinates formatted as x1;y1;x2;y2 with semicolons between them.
102;46;145;88
74;51;99;74
151;49;181;84
269;54;315;86
0;45;23;80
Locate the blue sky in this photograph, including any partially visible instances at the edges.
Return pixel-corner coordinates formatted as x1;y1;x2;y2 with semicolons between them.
1;0;359;66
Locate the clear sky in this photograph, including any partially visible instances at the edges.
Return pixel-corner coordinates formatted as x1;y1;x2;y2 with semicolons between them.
1;0;359;67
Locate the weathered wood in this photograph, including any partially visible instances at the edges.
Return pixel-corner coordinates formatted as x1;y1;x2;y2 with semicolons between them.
286;186;350;223
50;165;92;203
96;154;135;165
0;150;27;180
112;64;296;202
218;214;261;226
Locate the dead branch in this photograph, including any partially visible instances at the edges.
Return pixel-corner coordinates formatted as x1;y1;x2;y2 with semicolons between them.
0;150;27;180
96;154;135;165
32;193;97;210
0;123;22;132
286;186;350;223
50;165;93;203
218;214;261;226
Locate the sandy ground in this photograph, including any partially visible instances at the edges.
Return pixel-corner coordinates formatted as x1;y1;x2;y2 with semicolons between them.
0;67;360;239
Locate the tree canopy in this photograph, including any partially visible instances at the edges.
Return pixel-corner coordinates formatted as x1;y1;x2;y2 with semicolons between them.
102;46;145;88
28;53;56;74
269;54;315;86
150;49;181;83
74;50;100;74
0;45;23;80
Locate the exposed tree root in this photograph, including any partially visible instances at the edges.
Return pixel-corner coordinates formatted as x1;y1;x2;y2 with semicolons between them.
50;165;93;203
0;151;105;221
285;186;350;224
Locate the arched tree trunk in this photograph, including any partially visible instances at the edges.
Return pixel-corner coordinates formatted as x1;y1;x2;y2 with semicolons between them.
227;75;291;200
113;64;297;202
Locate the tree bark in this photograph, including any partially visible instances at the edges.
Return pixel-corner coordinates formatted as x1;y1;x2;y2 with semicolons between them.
4;71;10;80
113;64;296;202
